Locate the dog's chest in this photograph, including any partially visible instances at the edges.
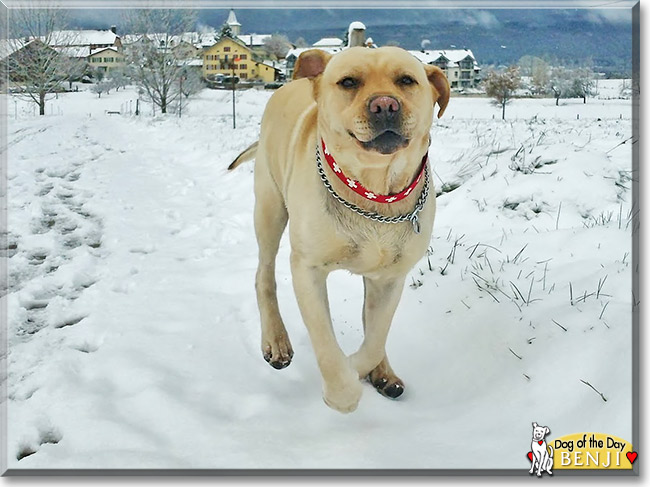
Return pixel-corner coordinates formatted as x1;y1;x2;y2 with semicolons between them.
323;218;422;276
307;192;431;275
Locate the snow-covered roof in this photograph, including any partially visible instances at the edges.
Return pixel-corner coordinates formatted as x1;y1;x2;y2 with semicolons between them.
119;34;141;45
349;21;366;31
0;38;27;59
238;34;272;47
312;37;343;48
286;46;343;60
410;48;478;68
168;33;202;46
1;38;59;59
54;45;91;58
181;58;203;66
50;29;118;47
88;47;122;57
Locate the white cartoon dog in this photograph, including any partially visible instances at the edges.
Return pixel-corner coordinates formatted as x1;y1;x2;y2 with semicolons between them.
529;422;554;477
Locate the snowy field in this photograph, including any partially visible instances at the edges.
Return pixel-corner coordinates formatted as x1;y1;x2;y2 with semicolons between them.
2;79;635;471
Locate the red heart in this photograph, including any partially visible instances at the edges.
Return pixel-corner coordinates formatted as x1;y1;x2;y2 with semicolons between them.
527;451;533;462
538;440;544;445
626;452;638;464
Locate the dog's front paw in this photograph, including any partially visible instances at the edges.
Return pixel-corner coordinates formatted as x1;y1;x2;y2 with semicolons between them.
322;370;363;413
262;332;294;370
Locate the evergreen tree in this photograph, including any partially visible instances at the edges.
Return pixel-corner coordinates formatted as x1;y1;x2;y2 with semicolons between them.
217;22;234;40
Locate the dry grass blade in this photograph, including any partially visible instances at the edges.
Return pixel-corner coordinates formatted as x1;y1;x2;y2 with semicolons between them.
580;379;607;402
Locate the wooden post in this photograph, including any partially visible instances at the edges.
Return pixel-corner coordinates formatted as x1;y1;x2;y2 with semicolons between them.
232;56;240;129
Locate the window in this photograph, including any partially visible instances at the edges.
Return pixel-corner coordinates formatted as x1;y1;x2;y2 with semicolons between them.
240;54;247;60
240;73;248;79
224;46;231;52
216;54;220;60
240;64;247;70
104;57;114;63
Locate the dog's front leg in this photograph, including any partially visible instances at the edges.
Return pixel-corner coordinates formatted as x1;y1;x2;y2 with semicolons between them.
291;253;363;413
349;276;406;396
536;451;546;477
529;451;540;475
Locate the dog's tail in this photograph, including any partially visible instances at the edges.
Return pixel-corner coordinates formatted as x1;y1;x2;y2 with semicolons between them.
228;140;258;170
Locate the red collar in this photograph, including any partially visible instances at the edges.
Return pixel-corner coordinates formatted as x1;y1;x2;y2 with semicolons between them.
321;139;427;204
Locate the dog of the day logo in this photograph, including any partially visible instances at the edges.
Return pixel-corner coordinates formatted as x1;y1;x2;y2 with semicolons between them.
527;422;554;477
527;422;637;474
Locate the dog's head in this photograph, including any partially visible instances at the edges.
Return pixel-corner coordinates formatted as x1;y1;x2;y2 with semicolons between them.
532;422;551;441
294;46;449;159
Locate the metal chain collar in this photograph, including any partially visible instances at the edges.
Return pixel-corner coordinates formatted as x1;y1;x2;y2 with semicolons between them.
315;143;430;234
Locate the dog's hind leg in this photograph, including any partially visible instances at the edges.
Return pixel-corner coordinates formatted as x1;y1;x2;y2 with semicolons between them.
350;276;406;399
254;163;292;369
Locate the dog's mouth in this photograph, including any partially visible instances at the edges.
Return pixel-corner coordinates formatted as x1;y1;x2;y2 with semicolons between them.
349;130;409;155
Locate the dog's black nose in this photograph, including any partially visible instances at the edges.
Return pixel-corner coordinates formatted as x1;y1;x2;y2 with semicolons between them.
368;95;400;121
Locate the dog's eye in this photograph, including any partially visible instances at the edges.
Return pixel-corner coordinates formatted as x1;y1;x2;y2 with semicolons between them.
338;77;360;89
397;75;416;86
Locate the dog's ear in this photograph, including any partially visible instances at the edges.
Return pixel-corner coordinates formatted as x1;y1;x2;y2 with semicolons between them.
293;49;332;80
545;427;550;435
532;422;538;428
424;64;450;118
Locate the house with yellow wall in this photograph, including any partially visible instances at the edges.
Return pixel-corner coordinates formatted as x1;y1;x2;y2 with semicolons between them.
87;47;126;74
202;36;279;82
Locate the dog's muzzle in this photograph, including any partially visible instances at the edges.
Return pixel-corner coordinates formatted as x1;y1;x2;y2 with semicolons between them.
361;95;408;154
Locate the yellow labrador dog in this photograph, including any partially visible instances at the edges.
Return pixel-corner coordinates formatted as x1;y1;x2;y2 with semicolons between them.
230;46;449;413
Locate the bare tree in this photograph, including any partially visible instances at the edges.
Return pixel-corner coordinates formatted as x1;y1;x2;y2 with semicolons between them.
619;79;632;98
484;65;521;120
179;68;204;98
6;4;73;115
66;58;88;90
571;66;597;104
293;37;308;48
107;65;129;91
123;8;198;114
262;34;291;60
548;66;572;106
531;59;550;95
91;80;111;98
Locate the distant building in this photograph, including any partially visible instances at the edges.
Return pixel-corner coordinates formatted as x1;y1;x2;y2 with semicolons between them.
347;21;366;47
238;34;272;50
171;39;201;60
365;37;378;49
312;37;344;49
226;9;242;36
285;21;376;78
49;29;122;55
2;39;59;82
87;47;126;74
285;45;343;79
203;36;279;82
410;49;481;89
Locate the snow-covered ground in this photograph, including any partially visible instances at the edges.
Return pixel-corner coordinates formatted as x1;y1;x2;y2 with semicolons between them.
3;80;635;471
